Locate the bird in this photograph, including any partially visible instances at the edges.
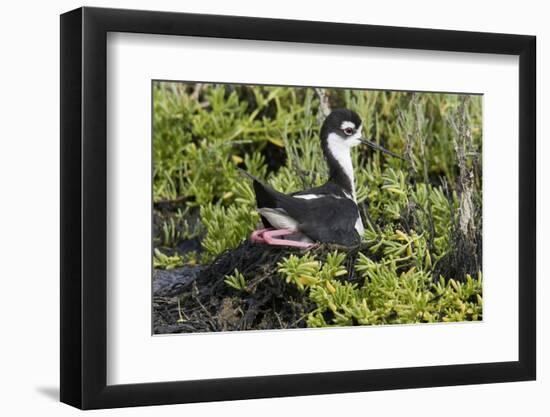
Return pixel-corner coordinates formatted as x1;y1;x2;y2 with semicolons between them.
244;108;405;248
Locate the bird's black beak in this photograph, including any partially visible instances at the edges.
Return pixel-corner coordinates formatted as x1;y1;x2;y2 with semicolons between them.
359;138;408;161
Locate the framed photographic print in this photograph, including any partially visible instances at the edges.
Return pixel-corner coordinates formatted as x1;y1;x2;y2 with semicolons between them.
60;6;536;409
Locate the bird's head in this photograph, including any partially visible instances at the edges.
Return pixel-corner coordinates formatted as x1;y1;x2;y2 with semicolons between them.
321;108;406;160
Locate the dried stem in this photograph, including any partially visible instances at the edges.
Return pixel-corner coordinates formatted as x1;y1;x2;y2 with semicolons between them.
315;88;331;119
450;96;476;240
442;95;480;280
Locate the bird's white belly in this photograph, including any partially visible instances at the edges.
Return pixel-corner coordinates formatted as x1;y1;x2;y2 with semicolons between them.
258;208;299;230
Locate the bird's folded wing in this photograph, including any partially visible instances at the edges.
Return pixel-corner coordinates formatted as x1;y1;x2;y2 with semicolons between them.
257;181;360;245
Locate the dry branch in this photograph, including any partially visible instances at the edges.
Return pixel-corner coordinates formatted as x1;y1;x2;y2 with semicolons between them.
315;88;331;119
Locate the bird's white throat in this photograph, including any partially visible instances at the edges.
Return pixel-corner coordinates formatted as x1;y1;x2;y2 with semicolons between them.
326;132;365;236
326;132;357;201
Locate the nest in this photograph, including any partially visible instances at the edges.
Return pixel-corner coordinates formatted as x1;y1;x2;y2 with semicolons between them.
153;240;367;334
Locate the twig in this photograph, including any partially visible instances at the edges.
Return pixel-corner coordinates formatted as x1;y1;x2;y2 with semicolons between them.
190;83;203;101
449;96;475;239
153;195;187;205
191;282;216;325
315;88;331;118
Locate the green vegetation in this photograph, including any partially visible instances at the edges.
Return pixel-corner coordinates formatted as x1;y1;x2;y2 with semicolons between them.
153;81;483;328
224;269;249;293
153;248;184;270
276;246;482;327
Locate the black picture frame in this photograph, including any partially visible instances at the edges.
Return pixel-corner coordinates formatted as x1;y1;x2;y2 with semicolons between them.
60;6;536;410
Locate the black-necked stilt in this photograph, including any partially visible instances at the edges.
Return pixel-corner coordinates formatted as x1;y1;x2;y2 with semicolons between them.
245;108;404;248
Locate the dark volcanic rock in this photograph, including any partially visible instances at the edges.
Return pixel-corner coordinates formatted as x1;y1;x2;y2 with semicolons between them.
153;266;203;297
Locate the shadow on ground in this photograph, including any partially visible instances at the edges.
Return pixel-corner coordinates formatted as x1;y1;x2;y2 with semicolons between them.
36;386;59;401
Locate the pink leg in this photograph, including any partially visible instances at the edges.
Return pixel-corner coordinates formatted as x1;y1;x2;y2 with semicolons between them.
250;228;273;243
262;229;316;249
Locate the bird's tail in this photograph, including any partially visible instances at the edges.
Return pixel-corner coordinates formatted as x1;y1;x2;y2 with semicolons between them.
238;169;279;209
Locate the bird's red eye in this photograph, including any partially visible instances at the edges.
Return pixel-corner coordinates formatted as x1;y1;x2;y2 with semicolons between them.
343;127;354;136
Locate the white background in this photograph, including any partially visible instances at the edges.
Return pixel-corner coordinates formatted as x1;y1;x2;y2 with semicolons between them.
0;0;546;415
108;34;518;384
